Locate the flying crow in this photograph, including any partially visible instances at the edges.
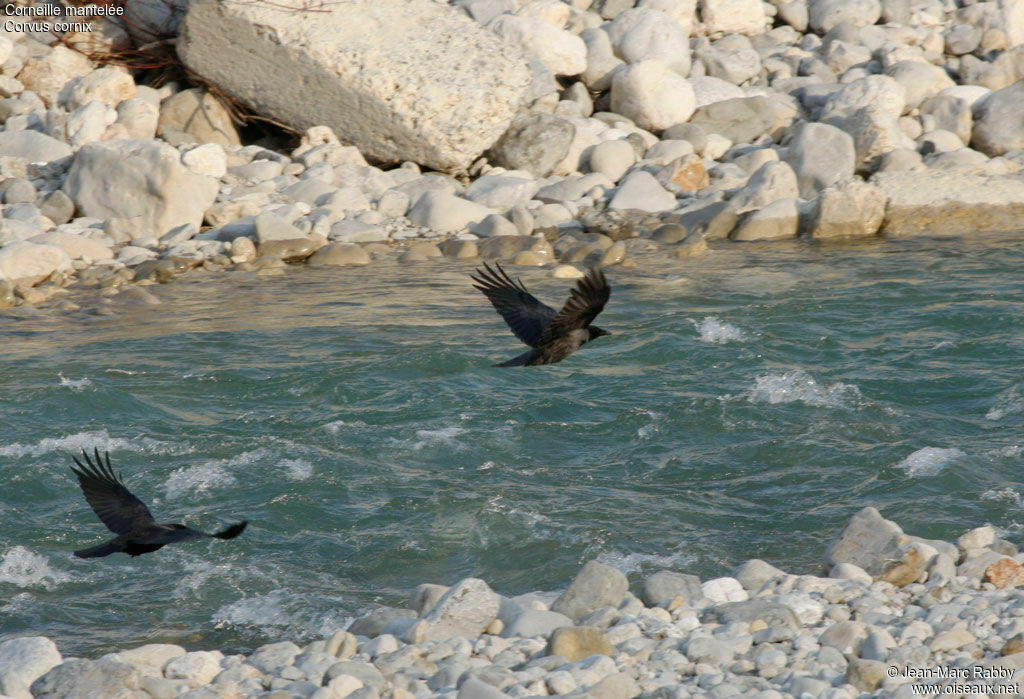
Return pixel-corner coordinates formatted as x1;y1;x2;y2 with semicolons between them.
70;448;247;558
472;261;611;366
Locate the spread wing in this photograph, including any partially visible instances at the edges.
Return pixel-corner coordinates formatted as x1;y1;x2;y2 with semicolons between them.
472;261;557;348
538;267;611;346
70;449;155;535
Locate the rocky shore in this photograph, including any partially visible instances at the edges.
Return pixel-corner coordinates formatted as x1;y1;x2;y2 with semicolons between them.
4;508;1024;698
0;0;1023;309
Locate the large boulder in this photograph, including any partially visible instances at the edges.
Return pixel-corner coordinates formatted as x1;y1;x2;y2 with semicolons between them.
550;561;628;622
421;578;500;641
805;180;885;239
64;139;219;238
784;121;855;198
871;170;1024;236
177;0;530;172
158;88;241;146
610;59;697;131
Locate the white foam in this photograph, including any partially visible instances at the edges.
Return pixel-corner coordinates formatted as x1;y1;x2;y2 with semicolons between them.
747;369;861;408
0;430;184;459
165;462;237;500
323;420;366;434
0;547;72;590
987;384;1024;421
411;426;466;450
58;373;92;391
692;317;748;344
982;488;1024;508
213;590;350;639
283;458;313;481
596;550;697;576
896;447;965;477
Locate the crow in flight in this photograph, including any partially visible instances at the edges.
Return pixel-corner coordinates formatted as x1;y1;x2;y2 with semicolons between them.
472;261;611;366
70;448;247;558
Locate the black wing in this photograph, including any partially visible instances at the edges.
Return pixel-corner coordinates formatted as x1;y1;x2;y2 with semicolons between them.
70;449;155;535
472;261;557;348
538;267;611;346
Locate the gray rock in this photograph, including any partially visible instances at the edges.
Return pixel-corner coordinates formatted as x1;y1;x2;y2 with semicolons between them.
409;583;450;616
971;82;1024;156
457;676;508;699
805;179;885;239
820;620;869;655
490;113;575;178
0;637;63;698
0;130;72;163
2;178;37;205
587;140;636;184
254;212;304;243
348;607;417;638
730;198;800;241
164;650;223;684
0;242;72;286
407;191;493;233
551;560;629;622
31;658;142;699
662;122;708;153
699;37;761;86
945;23;982;56
38;191;75;227
642;571;703;607
784;121;855;198
688;96;777;145
478;235;543;260
672;200;738;240
468;214;518;238
177;0;530;172
706;599;800;630
608;171;677;212
463;175;539;211
326;660;385;691
605;8;691;77
920;94;973;145
732;559;784;591
422;578;500;641
729;161;799;213
824;506;906;575
885;61;955;112
501;610;573;639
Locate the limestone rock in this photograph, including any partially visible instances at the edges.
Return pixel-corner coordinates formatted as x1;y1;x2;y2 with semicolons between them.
16;45;93;107
609;171;677;212
730;198;799;241
551;560;629;622
610;60;696;132
0;242;72;286
104;644;185;678
64;140;218;238
846;658;886;692
606;8;691;76
178;0;530;172
701;0;768;35
809;0;881;33
502;610;574;639
59;67;136;111
422;578;500;641
407;191;493;232
0;131;72;164
729;161;799;213
158;88;241;146
29;232;113;262
805;179;885;239
488;14;586;76
164;650;223;684
706;599;800;630
871;170;1024;236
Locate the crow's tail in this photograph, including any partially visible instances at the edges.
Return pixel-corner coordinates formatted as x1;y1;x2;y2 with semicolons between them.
74;540;122;558
212;521;248;540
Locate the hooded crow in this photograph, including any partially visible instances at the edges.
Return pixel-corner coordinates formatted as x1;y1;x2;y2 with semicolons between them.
472;261;611;366
70;448;247;558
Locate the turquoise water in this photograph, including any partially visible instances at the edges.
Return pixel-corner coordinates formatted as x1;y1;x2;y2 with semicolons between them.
2;235;1024;657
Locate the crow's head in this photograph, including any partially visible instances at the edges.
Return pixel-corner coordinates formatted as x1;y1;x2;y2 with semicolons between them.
589;326;611;340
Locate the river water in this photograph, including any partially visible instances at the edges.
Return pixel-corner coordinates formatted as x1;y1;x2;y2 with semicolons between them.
2;235;1023;656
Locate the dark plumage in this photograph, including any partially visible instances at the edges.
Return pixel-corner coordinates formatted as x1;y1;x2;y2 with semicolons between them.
70;448;247;558
472;261;612;366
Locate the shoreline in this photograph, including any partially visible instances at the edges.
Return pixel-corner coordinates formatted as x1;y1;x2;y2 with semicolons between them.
4;508;1024;697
